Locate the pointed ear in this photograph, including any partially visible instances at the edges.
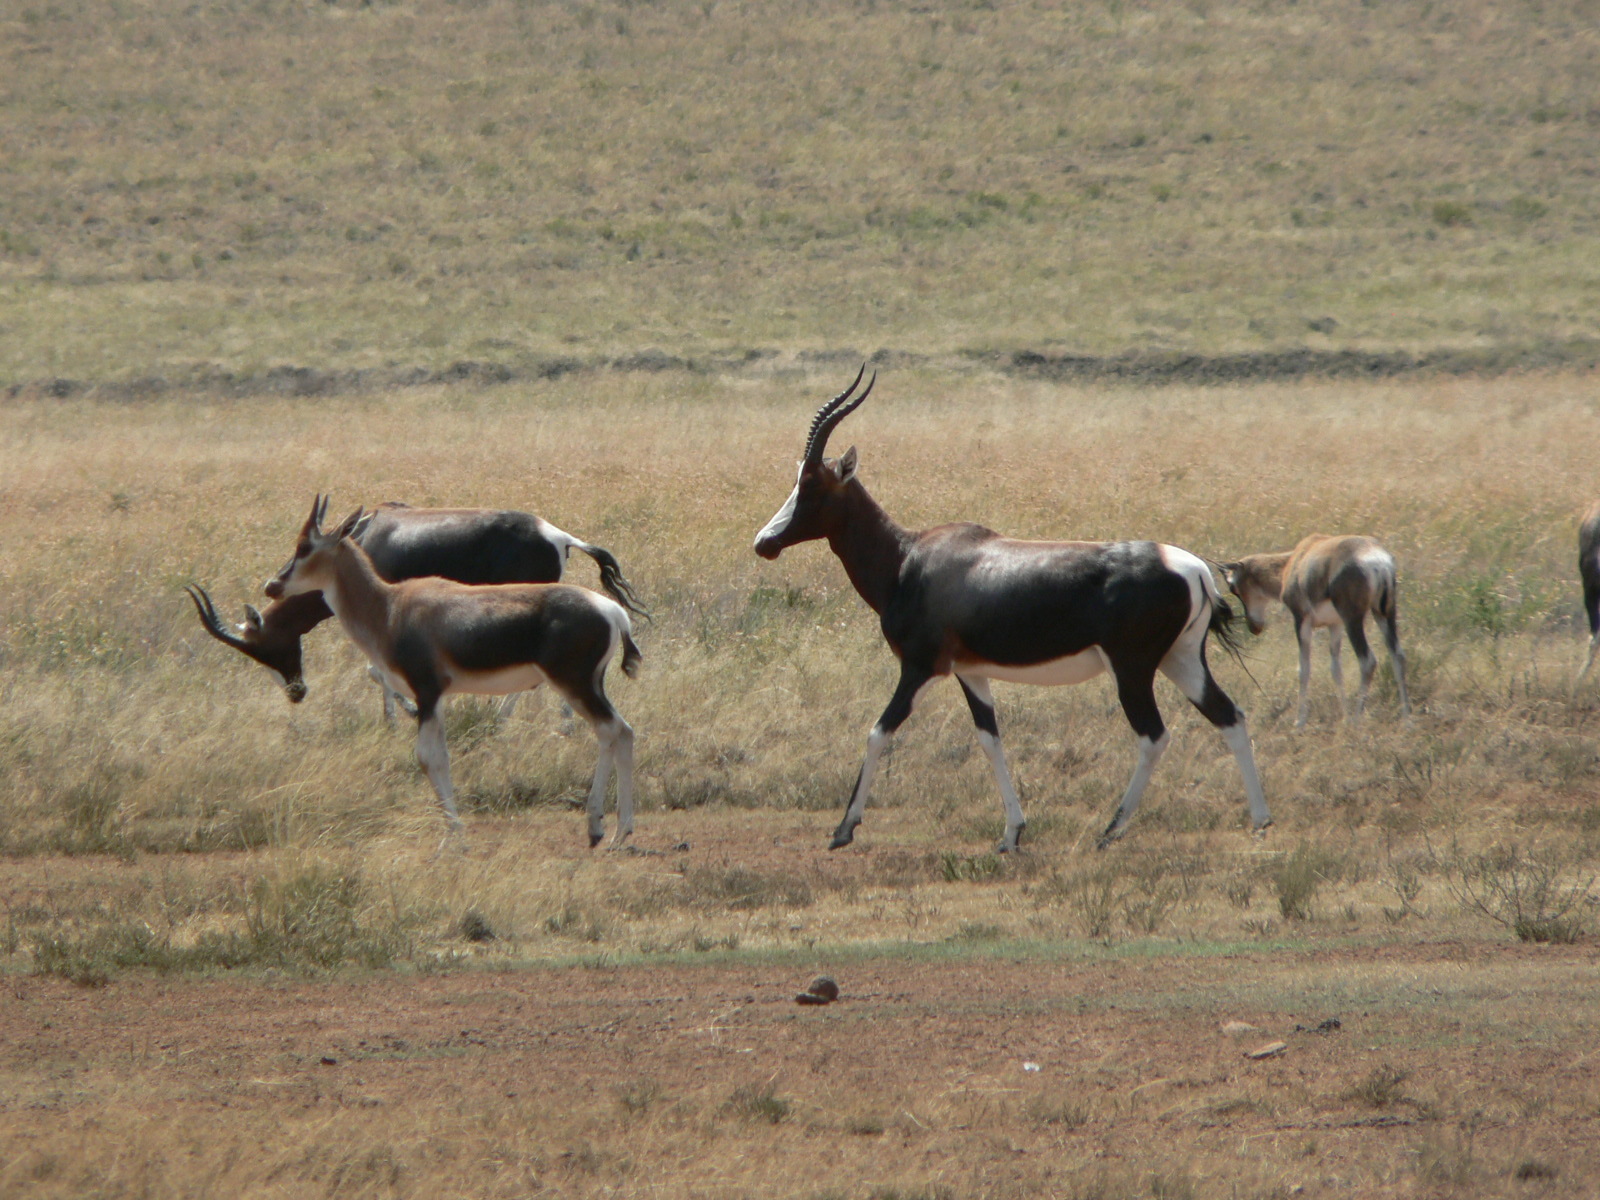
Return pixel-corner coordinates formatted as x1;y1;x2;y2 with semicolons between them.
350;512;375;542
837;445;858;482
301;494;326;538
332;507;366;540
243;604;264;634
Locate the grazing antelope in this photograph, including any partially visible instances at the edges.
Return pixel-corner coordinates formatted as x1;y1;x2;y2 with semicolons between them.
271;497;640;845
1579;502;1600;684
189;501;645;720
753;370;1271;852
1220;534;1411;727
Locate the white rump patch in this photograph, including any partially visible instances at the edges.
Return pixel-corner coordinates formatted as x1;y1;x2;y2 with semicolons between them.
1157;544;1218;639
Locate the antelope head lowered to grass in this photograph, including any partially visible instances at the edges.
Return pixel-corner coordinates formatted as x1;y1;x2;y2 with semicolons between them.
1220;534;1411;727
753;369;1271;851
184;585;323;703
189;501;646;721
1578;502;1600;684
272;496;641;846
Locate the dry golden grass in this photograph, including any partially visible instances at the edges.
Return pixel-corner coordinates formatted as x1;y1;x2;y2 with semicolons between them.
3;0;1599;380
3;368;1600;1195
2;367;1598;953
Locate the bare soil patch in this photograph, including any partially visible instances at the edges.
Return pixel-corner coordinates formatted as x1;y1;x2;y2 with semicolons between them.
2;939;1593;1198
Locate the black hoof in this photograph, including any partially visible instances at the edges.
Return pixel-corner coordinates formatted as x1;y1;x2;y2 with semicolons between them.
828;826;856;850
588;831;603;849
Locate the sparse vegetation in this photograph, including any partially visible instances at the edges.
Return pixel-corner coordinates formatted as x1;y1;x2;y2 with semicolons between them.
1438;840;1595;943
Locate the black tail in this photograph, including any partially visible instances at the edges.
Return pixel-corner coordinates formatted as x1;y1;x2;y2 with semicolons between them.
573;542;651;621
1206;592;1246;664
1205;592;1263;691
1374;574;1396;621
619;631;643;678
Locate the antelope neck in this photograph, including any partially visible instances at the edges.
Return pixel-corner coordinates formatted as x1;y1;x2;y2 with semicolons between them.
321;542;396;642
826;481;913;616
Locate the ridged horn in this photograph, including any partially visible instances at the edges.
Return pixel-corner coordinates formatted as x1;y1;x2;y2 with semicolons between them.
184;584;250;650
802;365;876;467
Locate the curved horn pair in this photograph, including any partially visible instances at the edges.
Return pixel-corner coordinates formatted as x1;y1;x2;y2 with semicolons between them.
185;584;251;651
802;365;877;467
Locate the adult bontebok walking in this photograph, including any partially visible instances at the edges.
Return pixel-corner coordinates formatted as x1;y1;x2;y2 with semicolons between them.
188;501;646;720
270;497;640;846
1221;534;1411;726
753;370;1271;851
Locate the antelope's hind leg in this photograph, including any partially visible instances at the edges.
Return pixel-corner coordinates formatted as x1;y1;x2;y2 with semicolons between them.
1380;610;1412;716
1096;663;1171;849
1342;611;1378;719
956;675;1027;853
562;687;635;848
1159;644;1271;834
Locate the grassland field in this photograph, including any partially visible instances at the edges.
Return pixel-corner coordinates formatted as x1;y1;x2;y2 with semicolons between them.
3;2;1600;1198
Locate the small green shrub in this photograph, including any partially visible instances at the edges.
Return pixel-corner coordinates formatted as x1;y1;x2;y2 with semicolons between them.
1346;1062;1411;1108
725;1082;790;1124
1273;842;1341;921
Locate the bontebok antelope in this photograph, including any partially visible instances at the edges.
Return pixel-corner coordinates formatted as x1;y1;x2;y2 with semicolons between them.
1220;534;1411;726
1579;502;1600;683
272;497;640;845
753;370;1271;851
189;502;645;719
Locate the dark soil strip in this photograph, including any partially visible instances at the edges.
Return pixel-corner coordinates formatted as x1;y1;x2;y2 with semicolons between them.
7;339;1596;403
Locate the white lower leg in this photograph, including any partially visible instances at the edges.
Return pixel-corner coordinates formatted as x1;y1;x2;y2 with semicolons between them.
1356;652;1376;718
1220;719;1271;829
416;714;462;831
975;729;1027;850
371;666;397;724
1328;632;1347;718
1100;731;1170;844
1581;634;1600;685
836;728;889;841
1392;648;1411;715
1296;623;1314;727
585;729;615;848
610;722;635;845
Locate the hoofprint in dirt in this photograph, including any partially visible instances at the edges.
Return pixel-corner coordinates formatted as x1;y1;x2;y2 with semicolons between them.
2;943;1593;1199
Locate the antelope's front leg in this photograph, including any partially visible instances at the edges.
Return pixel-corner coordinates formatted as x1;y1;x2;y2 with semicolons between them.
956;675;1027;853
414;700;464;834
830;664;933;850
1295;617;1315;728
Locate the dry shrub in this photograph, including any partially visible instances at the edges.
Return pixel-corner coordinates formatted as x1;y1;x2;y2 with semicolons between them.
1437;840;1595;943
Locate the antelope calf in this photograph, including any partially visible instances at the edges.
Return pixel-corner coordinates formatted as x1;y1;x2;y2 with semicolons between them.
1221;534;1411;726
754;370;1270;851
1579;502;1600;683
189;501;645;720
271;497;640;846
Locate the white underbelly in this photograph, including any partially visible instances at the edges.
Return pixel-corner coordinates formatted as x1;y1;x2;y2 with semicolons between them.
963;648;1110;687
443;664;548;696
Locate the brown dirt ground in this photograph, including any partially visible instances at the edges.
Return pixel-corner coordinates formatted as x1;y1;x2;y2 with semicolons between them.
2;938;1596;1198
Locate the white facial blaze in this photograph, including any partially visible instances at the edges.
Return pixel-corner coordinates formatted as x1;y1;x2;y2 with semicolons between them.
755;471;801;547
